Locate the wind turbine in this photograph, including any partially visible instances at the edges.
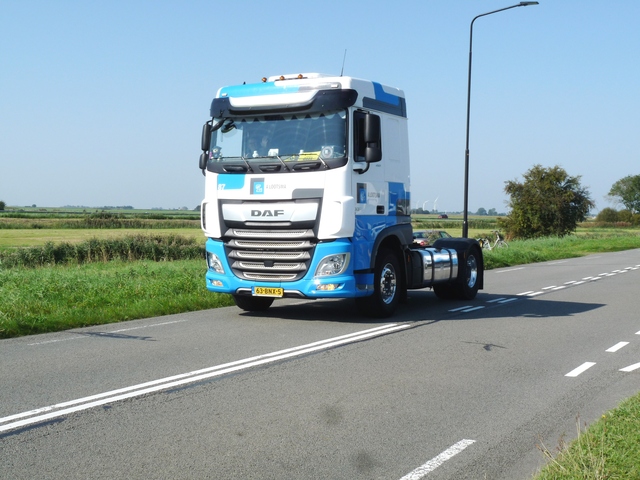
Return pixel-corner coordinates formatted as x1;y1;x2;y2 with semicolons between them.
432;197;439;213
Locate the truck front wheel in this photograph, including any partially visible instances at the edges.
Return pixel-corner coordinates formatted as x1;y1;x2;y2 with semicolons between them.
356;248;400;318
232;295;274;312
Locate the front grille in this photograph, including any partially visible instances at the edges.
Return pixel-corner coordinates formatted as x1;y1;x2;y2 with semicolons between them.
224;228;317;281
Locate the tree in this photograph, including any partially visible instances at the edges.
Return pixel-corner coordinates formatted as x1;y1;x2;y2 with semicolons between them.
0;200;5;211
608;174;640;213
487;208;498;216
475;207;487;216
500;165;594;239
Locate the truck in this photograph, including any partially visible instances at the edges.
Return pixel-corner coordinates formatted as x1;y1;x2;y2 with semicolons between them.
198;73;483;318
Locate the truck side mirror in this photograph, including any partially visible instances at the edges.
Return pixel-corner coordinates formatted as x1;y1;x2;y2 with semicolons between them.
199;152;208;170
364;114;380;143
201;122;212;152
365;146;382;163
364;114;382;163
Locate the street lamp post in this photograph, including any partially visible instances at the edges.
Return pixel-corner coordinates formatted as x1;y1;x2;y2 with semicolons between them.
462;1;539;238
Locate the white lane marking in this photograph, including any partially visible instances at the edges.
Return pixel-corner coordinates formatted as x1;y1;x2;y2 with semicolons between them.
498;298;518;304
27;320;189;346
548;261;568;265
449;306;473;312
509;264;639;300
495;267;525;273
399;439;476;480
620;363;640;373
1;323;410;433
636;330;640;335
565;362;596;377
606;342;629;353
487;298;507;303
461;306;485;313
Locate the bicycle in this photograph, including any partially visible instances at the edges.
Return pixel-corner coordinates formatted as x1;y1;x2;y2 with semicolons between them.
477;231;508;250
489;230;508;249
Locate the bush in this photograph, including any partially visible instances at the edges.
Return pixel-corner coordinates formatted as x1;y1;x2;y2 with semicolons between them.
596;207;619;223
594;208;640;227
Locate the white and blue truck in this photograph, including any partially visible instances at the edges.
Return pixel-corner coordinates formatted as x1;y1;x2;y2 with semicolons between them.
198;73;483;317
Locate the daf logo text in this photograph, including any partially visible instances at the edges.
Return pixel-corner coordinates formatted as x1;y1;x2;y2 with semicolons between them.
251;209;285;217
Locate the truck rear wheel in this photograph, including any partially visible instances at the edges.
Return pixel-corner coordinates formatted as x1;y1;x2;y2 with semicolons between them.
356;248;400;318
456;245;481;300
432;240;482;301
232;295;274;312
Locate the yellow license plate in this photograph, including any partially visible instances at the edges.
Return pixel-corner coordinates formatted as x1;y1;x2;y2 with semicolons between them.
252;287;284;297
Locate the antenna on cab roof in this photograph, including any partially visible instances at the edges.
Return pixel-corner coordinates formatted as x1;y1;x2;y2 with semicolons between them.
340;49;347;76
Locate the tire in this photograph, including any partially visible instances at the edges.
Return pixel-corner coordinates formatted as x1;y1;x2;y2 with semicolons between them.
356;248;401;318
455;245;481;300
232;295;274;312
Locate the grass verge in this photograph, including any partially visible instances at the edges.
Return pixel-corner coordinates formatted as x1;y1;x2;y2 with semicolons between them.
0;260;234;339
481;233;640;270
534;394;640;479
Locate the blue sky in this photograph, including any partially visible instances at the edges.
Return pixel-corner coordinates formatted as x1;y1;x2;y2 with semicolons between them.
1;0;638;212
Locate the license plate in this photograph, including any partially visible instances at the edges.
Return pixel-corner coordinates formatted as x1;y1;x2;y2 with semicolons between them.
252;287;284;297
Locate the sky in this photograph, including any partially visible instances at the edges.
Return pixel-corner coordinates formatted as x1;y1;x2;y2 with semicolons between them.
1;0;638;213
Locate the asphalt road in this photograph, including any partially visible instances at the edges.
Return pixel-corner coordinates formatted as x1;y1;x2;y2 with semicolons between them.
2;249;640;479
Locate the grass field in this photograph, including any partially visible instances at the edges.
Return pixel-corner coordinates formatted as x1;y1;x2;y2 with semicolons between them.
2;211;640;477
0;227;204;250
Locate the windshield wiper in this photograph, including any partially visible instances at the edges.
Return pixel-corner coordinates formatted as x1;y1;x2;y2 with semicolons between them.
240;155;254;172
273;155;291;171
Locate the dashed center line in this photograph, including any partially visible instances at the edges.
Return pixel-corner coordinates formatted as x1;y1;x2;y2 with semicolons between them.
606;342;629;353
566;362;596;377
620;363;640;373
399;439;476;480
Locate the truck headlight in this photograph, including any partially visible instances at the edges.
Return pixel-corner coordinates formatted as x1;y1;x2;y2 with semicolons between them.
314;253;349;276
207;252;225;274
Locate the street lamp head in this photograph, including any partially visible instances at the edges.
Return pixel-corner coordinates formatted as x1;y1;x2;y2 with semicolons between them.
519;1;539;5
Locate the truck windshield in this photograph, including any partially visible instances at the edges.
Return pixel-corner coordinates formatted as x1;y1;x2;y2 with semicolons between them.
207;110;347;171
